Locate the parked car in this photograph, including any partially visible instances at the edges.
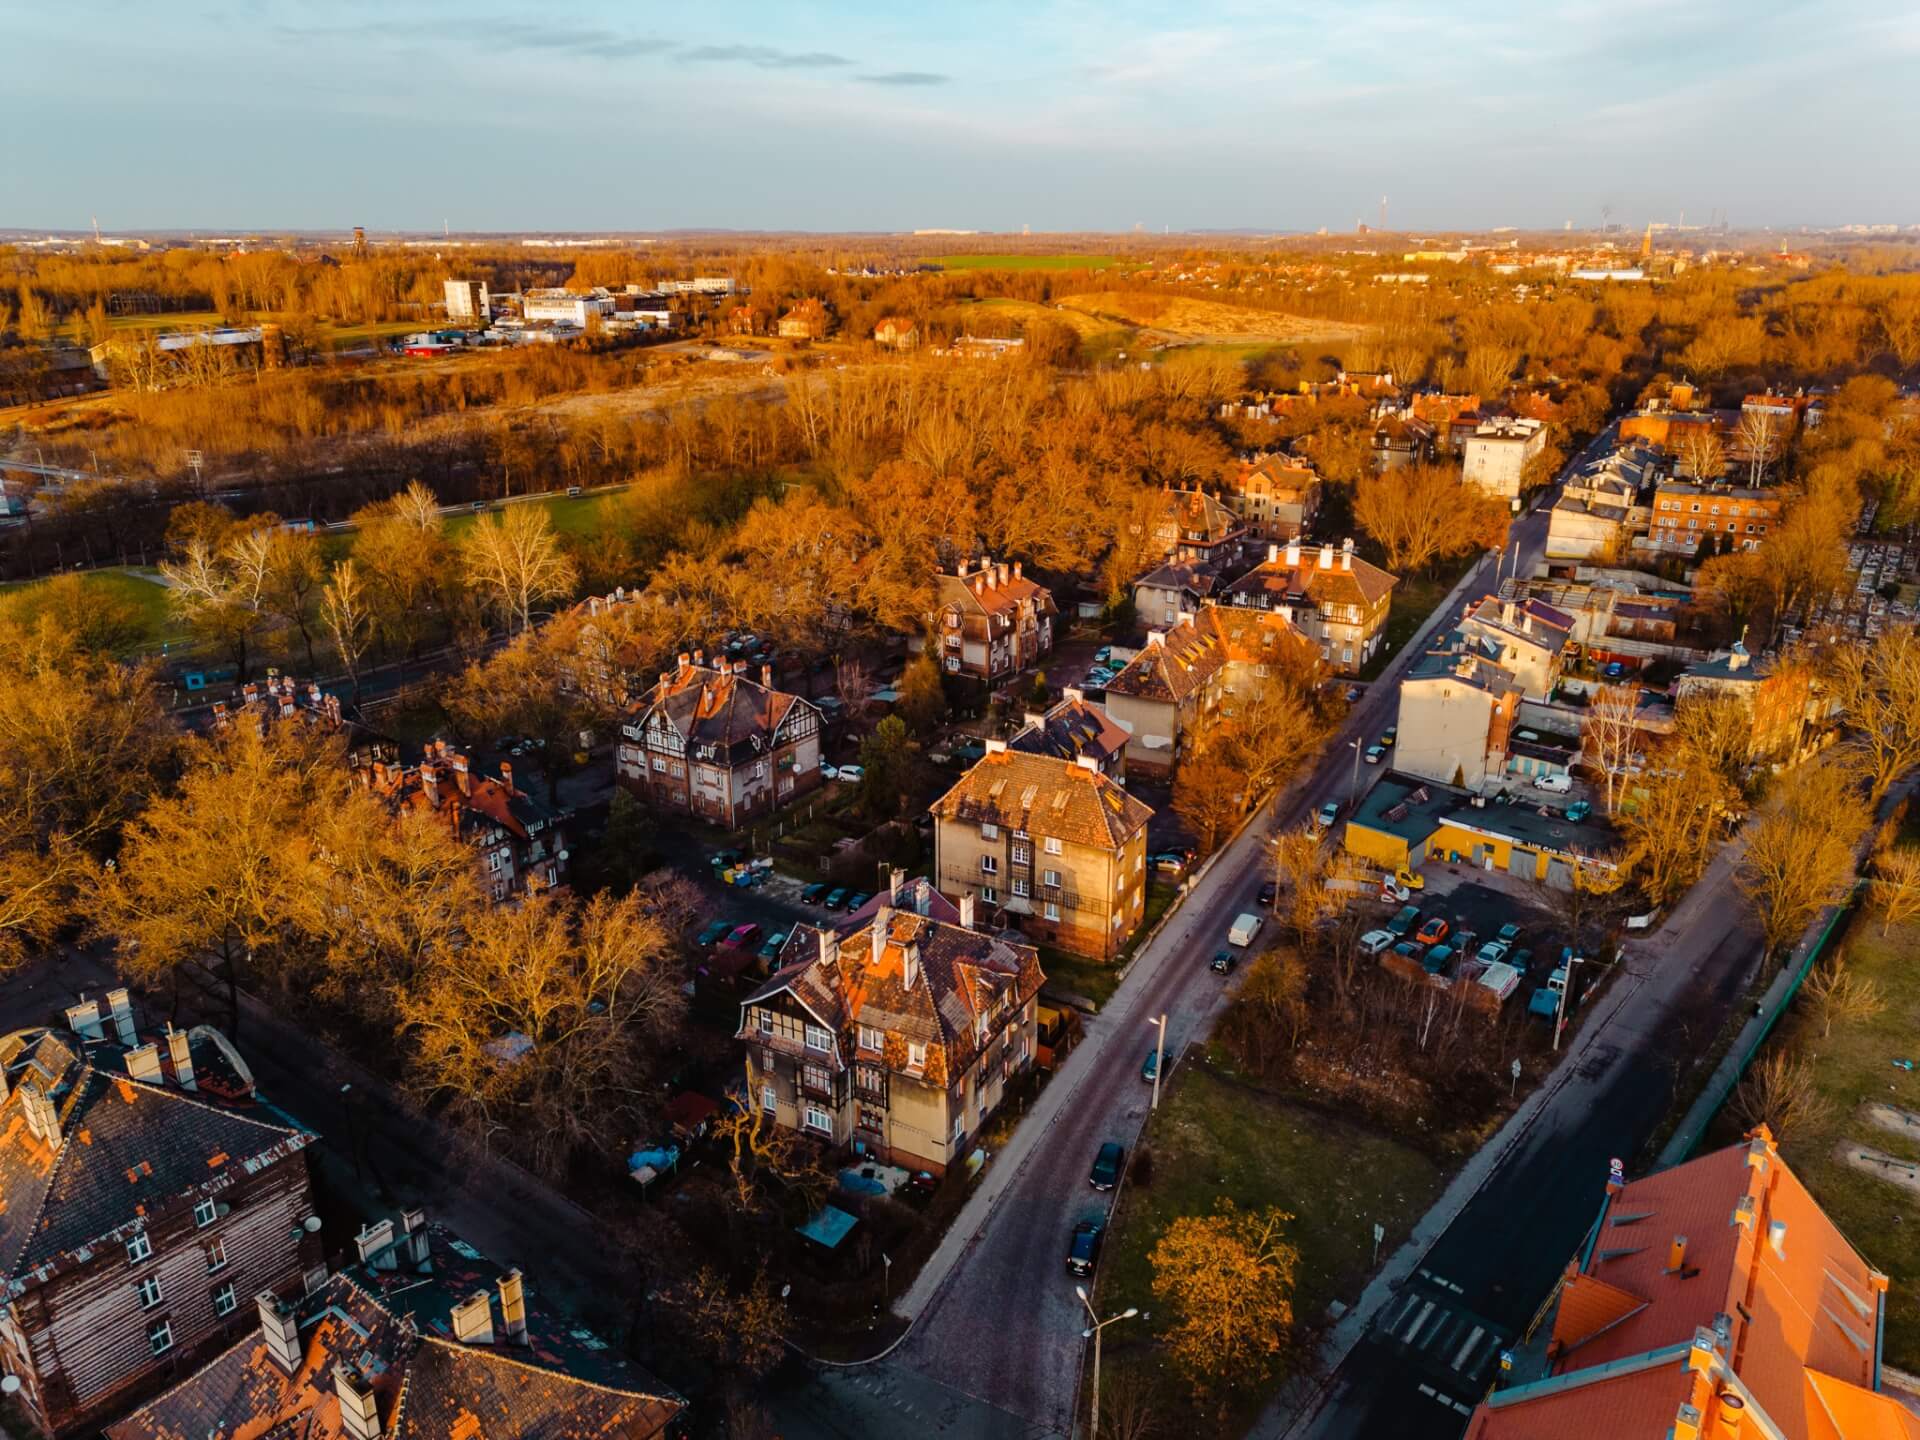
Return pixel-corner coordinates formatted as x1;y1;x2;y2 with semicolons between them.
1210;949;1237;974
1391;939;1423;962
1257;881;1277;908
1089;1141;1124;1191
802;883;829;905
1344;686;1363;703
1228;912;1263;947
757;931;789;962
1415;916;1450;946
1566;800;1592;823
837;764;866;783
845;891;872;913
1510;947;1535;978
1386;905;1421;938
1315;801;1341;829
1534;773;1574;794
1475;940;1510;966
1365;745;1385;765
1151;851;1189;876
1497;922;1524;947
694;921;731;947
1380;727;1397;747
721;923;761;951
1359;929;1397;956
1394;867;1425;891
1604;661;1626;679
823;887;850;910
1423;942;1456;975
1067;1219;1105;1276
821;765;840;781
1141;1049;1160;1085
1380;879;1412;903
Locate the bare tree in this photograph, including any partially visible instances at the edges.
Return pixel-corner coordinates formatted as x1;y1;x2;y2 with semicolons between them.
1799;951;1885;1038
319;559;374;699
1824;631;1920;803
1675;427;1726;481
1583;684;1641;815
459;504;579;634
1731;1050;1833;1143
1737;762;1869;968
1870;846;1920;936
1735;408;1782;486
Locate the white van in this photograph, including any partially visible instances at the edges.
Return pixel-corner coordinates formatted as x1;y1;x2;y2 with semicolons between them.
1533;773;1573;794
1228;913;1263;947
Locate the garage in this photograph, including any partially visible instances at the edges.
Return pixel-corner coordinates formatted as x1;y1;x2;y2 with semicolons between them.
1546;858;1573;890
1507;847;1539;879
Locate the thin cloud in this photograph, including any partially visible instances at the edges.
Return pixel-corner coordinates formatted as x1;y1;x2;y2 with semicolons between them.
858;70;950;86
680;44;851;69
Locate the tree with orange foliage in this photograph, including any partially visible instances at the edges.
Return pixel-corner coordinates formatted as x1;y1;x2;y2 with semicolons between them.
1150;1200;1299;1399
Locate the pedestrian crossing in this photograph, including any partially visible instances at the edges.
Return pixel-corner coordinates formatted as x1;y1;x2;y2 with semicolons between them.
1369;1273;1509;1404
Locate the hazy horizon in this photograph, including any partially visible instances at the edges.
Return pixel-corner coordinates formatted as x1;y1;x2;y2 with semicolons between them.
6;0;1918;234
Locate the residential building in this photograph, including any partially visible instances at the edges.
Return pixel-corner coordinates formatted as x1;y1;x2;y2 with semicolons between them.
617;654;823;829
1457;595;1574;701
0;999;319;1437
1465;1126;1915;1440
1674;641;1828;763
1371;416;1437;471
442;278;490;322
932;747;1153;958
209;674;396;767
1225;457;1323;542
1008;689;1130;780
1547;443;1663;560
778;298;830;339
656;275;737;295
109;1212;682;1440
727;305;758;336
737;901;1044;1174
1151;488;1247;565
1393;651;1523;791
1343;771;1618;887
923;556;1056;686
1132;558;1224;628
1102;605;1316;780
520;288;613;328
1462;416;1548;505
356;742;570;901
1220;539;1398;674
873;315;920;350
1646;480;1781;554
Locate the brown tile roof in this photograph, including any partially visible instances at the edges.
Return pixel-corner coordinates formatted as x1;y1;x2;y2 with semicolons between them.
1159;489;1244;545
1105;607;1311;704
931;749;1152;850
1222;542;1397;611
935;560;1056;620
741;911;1044;1077
1008;696;1130;768
631;660;814;768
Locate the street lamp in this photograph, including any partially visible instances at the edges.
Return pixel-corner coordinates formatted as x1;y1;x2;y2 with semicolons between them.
1077;1287;1137;1440
1147;1014;1167;1111
1552;956;1592;1053
1348;738;1364;806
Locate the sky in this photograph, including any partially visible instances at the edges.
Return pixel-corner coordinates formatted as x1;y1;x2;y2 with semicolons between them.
4;0;1918;234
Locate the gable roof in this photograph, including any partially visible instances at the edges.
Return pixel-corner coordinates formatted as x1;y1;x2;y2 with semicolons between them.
1222;542;1397;611
631;659;816;767
934;559;1055;620
1008;695;1130;768
0;1027;307;1287
1156;488;1244;546
108;1222;681;1440
932;748;1152;850
1106;605;1313;706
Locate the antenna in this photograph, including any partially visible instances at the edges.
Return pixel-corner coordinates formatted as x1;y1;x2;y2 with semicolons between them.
91;216;101;244
1379;195;1388;231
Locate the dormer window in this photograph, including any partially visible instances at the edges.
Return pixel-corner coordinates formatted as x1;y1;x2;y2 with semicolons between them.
194;1199;218;1228
127;1232;153;1265
907;1042;926;1072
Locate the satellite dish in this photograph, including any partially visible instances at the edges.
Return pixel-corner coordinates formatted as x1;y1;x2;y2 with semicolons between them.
303;1215;323;1233
2;1375;21;1395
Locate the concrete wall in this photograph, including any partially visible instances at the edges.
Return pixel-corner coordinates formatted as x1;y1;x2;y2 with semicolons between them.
1394;680;1502;790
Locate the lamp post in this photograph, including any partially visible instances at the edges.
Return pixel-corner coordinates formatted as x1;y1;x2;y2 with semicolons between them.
1077;1287;1137;1440
1147;1014;1167;1112
1552;956;1591;1053
1348;738;1364;806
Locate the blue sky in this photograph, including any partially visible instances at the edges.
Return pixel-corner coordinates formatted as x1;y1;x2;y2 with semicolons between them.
4;0;1916;233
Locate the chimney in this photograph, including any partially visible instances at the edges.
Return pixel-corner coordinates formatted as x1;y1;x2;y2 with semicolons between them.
420;762;438;802
107;987;137;1046
1076;754;1100;774
694;648;705;667
449;752;470;795
959;894;976;929
499;761;513;791
998;563;1009;587
1023;710;1045;729
1267;543;1279;563
1063;686;1083;704
985;738;1008;753
816;927;840;970
333;1365;382;1440
956;558;969;577
1145;630;1165;649
402;1207;431;1266
1768;1220;1787;1260
1012;561;1022;579
1716;1393;1747;1437
355;1218;397;1265
372;760;389;788
65;999;104;1042
498;1268;529;1344
1666;1235;1689;1273
902;941;921;991
762;664;773;688
1285;539;1301;566
166;1024;196;1090
450;1290;496;1345
1341;537;1354;571
125;1043;164;1084
889;866;907;902
1319;542;1335;570
258;1292;302;1372
677;652;690;672
18;1081;59;1146
872;907;893;964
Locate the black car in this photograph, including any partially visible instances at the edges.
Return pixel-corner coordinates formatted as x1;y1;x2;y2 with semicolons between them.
1210;949;1237;974
1257;881;1277;908
1067;1220;1105;1276
1089;1141;1124;1191
801;883;828;905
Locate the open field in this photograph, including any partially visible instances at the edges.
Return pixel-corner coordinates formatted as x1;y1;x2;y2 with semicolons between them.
316;318;424;348
0;566;183;655
964;297;1129;339
1095;1060;1443;1434
1057;291;1368;347
932;253;1123;272
1760;902;1920;1368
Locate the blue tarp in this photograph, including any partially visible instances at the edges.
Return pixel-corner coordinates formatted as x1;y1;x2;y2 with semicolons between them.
796;1204;859;1249
838;1168;888;1197
628;1145;679;1174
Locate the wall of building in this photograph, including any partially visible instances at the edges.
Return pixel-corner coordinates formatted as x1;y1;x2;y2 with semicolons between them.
1394;681;1503;790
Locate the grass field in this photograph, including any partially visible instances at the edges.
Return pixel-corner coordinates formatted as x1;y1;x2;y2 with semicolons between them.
932;253;1122;272
965;297;1129;339
438;491;620;544
317;319;424;348
1057;291;1367;347
0;567;183;655
1096;1060;1443;1432
1036;881;1179;1009
1763;901;1920;1368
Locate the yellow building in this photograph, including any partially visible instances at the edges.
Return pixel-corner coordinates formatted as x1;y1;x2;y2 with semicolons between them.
1344;773;1618;888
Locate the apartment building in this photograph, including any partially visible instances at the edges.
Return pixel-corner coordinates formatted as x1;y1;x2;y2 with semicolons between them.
111;1213;681;1440
1466;1127;1913;1439
1220;539;1398;674
737;903;1045;1174
1462;416;1548;505
618;654;823;829
1392;650;1523;791
1646;481;1781;554
1457;595;1573;701
924;556;1057;686
1132;557;1224;628
1224;456;1322;541
778;298;830;339
932;747;1153;958
357;743;569;901
1151;488;1247;564
0;999;318;1437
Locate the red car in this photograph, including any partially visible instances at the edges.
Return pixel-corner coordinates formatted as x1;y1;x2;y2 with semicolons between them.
1414;916;1450;947
720;923;761;950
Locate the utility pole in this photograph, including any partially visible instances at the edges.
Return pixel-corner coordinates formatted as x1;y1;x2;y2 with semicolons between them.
1148;1014;1168;1111
1553;957;1589;1052
1077;1289;1137;1440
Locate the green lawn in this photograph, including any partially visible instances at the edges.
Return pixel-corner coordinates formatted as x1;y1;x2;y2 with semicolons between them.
1037;880;1179;1009
932;253;1123;272
1096;1061;1443;1432
1765;904;1920;1368
317;318;426;348
1359;553;1480;682
0;568;183;656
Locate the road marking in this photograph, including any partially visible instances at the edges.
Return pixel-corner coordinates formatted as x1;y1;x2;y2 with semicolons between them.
1452;1325;1485;1371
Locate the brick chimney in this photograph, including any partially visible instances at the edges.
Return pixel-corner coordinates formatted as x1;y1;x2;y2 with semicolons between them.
333;1364;382;1440
1319;542;1335;570
450;1290;496;1345
902;940;921;991
258;1292;302;1373
872;907;893;964
166;1024;196;1091
420;762;438;804
125;1043;164;1084
107;987;137;1046
498;1268;529;1345
816;926;839;970
401;1207;431;1266
959;893;976;929
1341;537;1354;571
1012;561;1022;580
18;1080;59;1145
762;664;773;688
499;761;513;791
449;751;471;796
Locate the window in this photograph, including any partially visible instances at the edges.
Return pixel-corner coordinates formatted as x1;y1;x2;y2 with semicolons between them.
211;1282;237;1317
194;1198;218;1228
148;1321;174;1356
803;1024;833;1053
907;1041;926;1072
981;885;997;903
804;1104;833;1134
651;756;666;772
127;1231;152;1265
858;1025;883;1053
1012;877;1030;898
1043;868;1061;888
1044;837;1063;855
802;1063;832;1092
858;1105;886;1134
206;1238;228;1273
136;1275;164;1309
1010;843;1030;865
1116;872;1126;894
757;1009;774;1035
979;823;999;840
761;1084;777;1113
1013;829;1029;841
980;855;998;875
1044;901;1061;922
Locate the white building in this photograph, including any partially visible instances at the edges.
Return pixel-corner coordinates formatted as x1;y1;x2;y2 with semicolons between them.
1462;417;1548;507
522;290;614;327
444;279;491;322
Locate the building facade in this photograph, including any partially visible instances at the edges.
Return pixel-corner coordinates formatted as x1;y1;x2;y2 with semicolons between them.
357;743;569;902
738;904;1045;1174
1225;457;1323;541
1007;690;1130;780
924;557;1057;686
1462;416;1548;505
617;655;823;829
932;747;1153;958
1646;481;1781;554
1220;539;1398;674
